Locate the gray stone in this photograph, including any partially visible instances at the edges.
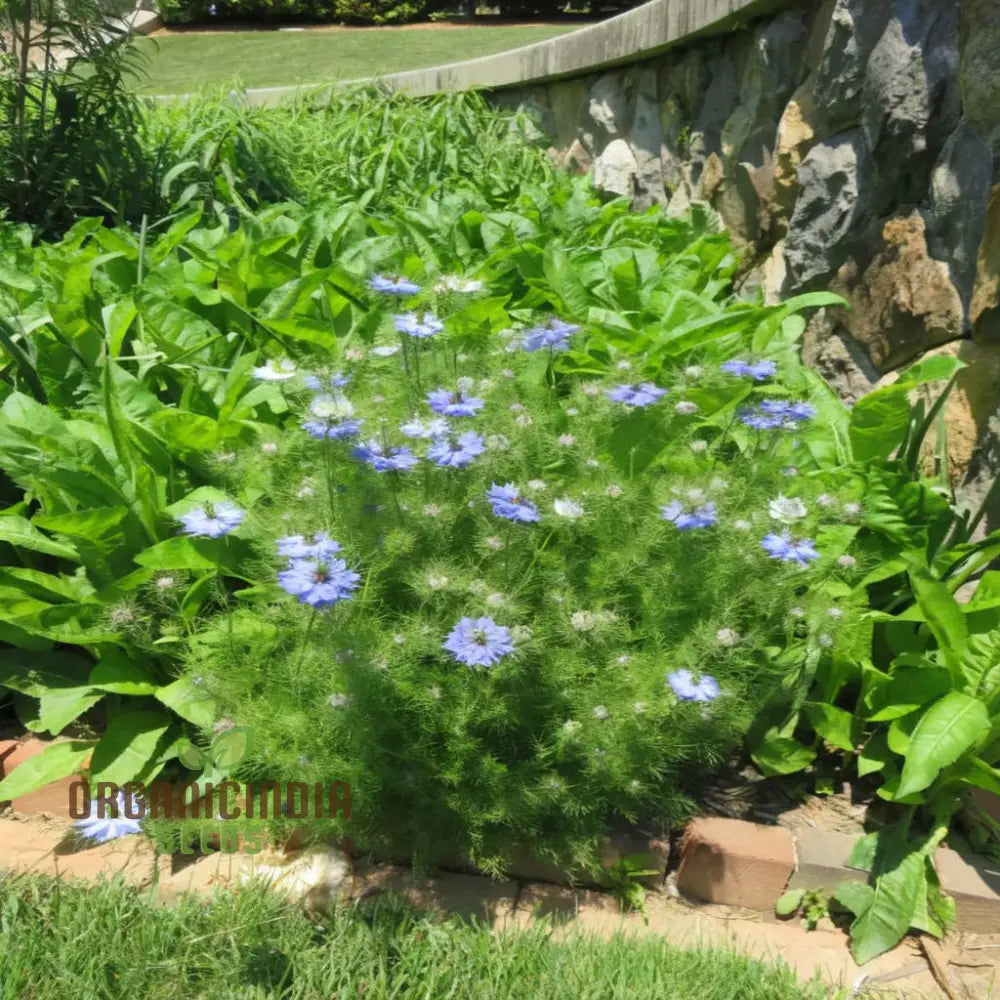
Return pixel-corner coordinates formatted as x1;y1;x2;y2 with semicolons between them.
862;0;960;204
959;0;1000;151
801;309;879;404
924;120;994;310
715;162;761;246
812;0;893;131
593;138;639;198
583;72;630;148
629;69;668;209
692;49;741;166
784;130;875;289
658;95;688;192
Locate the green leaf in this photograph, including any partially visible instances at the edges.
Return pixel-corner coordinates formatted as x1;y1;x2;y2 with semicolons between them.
803;702;857;751
88;652;158;695
896;692;991;798
0;516;79;561
775;889;804;917
33;507;128;539
36;688;102;735
156;676;216;729
858;731;893;778
909;569;968;677
750;734;816;776
832;881;875;917
134;536;221;571
88;711;173;785
0;740;94;800
850;850;929;964
864;666;952;722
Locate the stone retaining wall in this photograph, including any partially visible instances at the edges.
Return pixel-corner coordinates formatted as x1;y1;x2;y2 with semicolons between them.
484;0;1000;528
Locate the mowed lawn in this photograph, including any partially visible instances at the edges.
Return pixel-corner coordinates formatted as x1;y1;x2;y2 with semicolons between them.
133;23;586;94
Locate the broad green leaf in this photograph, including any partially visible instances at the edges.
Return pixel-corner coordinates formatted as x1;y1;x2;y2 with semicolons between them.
850;850;929;964
909;569;968;677
0;516;78;561
0;650;92;696
88;711;173;785
89;652;158;695
803;702;857;751
857;731;893;778
33;507;128;539
0;739;94;800
750;734;816;776
775;889;804;917
864;666;952;722
832;880;875;917
156;676;216;729
896;692;991;798
134;536;221;571
36;687;102;735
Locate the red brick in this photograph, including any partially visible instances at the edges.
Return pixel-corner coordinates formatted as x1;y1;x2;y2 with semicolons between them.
676;817;794;910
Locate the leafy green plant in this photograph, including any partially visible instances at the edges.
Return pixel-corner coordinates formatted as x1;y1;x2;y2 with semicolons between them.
775;886;829;931
606;853;660;922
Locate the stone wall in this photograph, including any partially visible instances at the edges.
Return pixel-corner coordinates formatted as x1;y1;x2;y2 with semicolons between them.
490;0;1000;526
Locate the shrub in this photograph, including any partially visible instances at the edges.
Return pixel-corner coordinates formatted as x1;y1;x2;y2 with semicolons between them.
156;0;430;25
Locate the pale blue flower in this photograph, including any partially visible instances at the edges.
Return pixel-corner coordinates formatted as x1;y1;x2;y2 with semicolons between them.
427;431;486;469
178;501;244;538
667;669;721;702
367;274;420;295
522;318;580;352
303;372;350;391
487;483;540;523
394;312;443;338
400;416;450;439
721;359;776;381
278;557;360;607
277;533;342;560
302;418;363;440
353;439;418;472
606;383;666;406
443;616;515;668
761;532;819;565
427;388;484;417
74;790;143;843
661;501;717;530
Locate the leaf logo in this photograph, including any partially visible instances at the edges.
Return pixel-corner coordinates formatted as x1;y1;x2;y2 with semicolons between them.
177;726;253;772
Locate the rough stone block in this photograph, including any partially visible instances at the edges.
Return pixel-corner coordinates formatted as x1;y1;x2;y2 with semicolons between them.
676;817;794;910
786;828;869;893
936;846;1000;933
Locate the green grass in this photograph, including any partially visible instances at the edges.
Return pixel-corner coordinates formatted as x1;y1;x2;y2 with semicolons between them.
0;872;843;1000
133;24;585;94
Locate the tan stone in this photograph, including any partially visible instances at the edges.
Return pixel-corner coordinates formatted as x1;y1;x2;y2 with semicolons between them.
675;817;794;910
698;151;725;202
771;81;822;233
971;183;1000;343
831;211;964;371
936;847;1000;933
562;137;592;175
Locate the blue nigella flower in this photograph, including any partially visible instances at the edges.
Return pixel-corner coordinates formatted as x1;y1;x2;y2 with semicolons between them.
522;318;580;353
487;483;541;523
443;616;515;668
353;439;419;472
400;416;450;439
661;500;718;530
738;407;784;430
302;418;364;440
761;532;819;565
394;312;444;338
178;500;244;538
277;533;342;560
74;790;144;843
303;372;350;391
667;669;721;702
427;388;484;417
721;359;777;381
427;431;486;469
367;274;420;295
606;383;666;406
758;399;817;422
278;557;360;607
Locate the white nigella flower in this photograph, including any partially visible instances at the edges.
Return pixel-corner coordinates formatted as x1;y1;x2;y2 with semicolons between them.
837;554;857;568
675;401;699;415
510;402;525;413
502;368;515;379
401;416;449;439
690;440;708;453
716;628;740;647
328;693;351;709
550;593;566;604
515;414;533;427
426;574;449;590
457;376;475;394
828;607;844;619
816;493;837;508
155;575;176;589
710;477;728;491
253;358;297;381
685;488;705;502
484;434;510;452
428;685;442;700
616;654;630;666
485;536;504;550
616;360;631;371
593;705;609;720
393;633;406;645
565;407;579;416
511;625;532;644
423;503;441;517
345;347;365;361
585;458;601;468
527;479;547;490
818;633;834;648
571;611;597;632
581;383;602;396
434;275;483;293
457;354;471;365
553;497;584;519
562;720;581;736
370;345;399;357
684;365;703;378
485;592;506;607
261;441;278;454
768;495;808;524
467;579;488;595
843;502;862;516
297;480;315;498
558;434;575;446
789;606;806;618
310;394;354;420
371;656;389;671
605;484;623;498
632;703;646;715
214;451;236;464
372;394;385;404
732;519;752;531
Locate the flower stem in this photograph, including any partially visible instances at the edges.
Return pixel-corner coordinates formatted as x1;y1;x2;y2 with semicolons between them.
293;606;319;697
